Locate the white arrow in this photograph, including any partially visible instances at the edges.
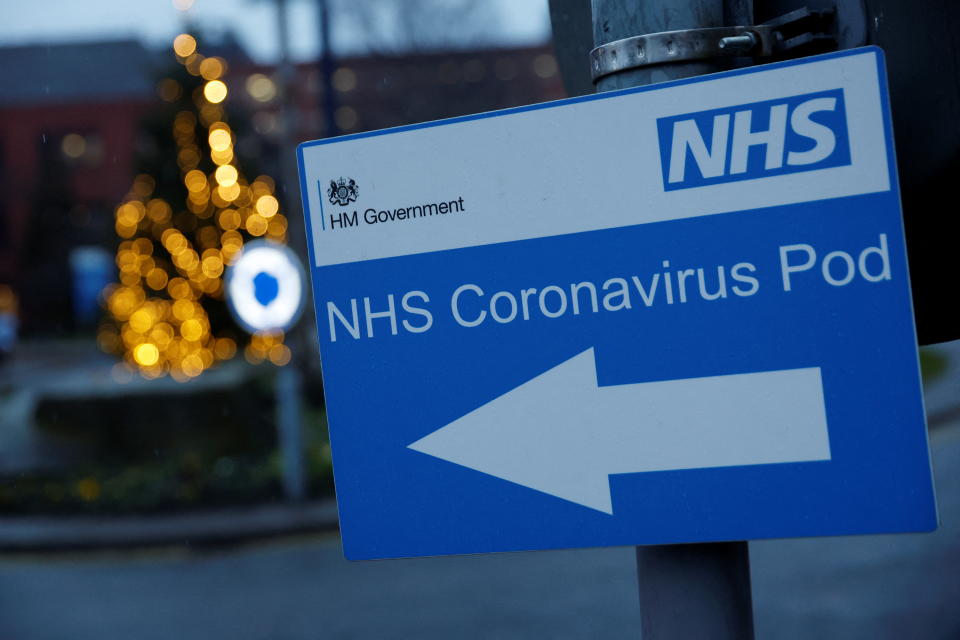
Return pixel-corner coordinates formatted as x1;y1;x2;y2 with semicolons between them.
409;348;831;514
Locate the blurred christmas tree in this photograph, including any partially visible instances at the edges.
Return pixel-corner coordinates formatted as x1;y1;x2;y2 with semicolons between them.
99;32;291;382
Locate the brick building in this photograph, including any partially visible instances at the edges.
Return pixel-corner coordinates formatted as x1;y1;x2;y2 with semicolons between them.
0;37;564;333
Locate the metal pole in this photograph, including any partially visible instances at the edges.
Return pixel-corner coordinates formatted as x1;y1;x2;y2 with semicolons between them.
276;363;306;502
317;0;339;138
592;0;726;91
590;1;755;637
274;0;308;503
636;542;754;639
274;0;300;250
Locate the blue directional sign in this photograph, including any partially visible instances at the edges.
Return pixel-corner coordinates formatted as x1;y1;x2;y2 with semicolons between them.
297;48;937;560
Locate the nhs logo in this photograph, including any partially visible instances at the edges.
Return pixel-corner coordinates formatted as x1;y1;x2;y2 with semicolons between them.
657;89;851;191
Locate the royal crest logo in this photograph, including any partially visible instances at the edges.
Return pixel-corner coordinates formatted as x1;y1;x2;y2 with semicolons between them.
328;177;359;206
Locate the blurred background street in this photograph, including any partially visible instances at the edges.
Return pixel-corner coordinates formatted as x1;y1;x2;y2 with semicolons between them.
0;0;562;522
1;0;958;637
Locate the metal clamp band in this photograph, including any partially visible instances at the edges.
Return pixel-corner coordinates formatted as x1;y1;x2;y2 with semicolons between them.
590;25;777;83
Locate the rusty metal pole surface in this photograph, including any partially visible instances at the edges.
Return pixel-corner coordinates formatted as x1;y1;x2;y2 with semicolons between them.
592;0;725;91
590;1;756;638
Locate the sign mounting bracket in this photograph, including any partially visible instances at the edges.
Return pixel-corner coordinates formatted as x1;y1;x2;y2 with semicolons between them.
589;6;839;83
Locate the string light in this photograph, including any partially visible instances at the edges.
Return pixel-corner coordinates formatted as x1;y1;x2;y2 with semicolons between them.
101;33;291;380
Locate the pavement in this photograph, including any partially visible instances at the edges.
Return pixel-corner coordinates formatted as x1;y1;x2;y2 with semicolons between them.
0;501;338;551
0;411;957;639
751;415;960;640
0;341;957;638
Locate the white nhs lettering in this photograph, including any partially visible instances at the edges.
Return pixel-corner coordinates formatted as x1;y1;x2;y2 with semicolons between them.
667;96;840;184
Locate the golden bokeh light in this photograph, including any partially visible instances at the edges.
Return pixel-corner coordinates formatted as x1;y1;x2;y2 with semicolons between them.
254;195;279;218
146;268;169;291
129;308;155;334
332;67;357;93
162;229;189;255
214;164;238;186
213;337;237;360
118;277;140;292
245;213;268;236
181;353;205;377
204;80;228;104
254;175;275;193
150;323;175;347
268;344;292;366
107;287;143;320
185;53;205;76
201;254;224;278
533;54;559;79
167;277;193;300
221;241;244;265
133;343;161;367
244;345;263;364
184;169;207;192
119;202;145;224
173;33;197;58
114;220;137;238
180;318;204;341
120;253;142;269
245;74;277;102
221;230;243;247
199;57;226;81
266;214;288;238
172;299;196;321
146;199;172;224
210;147;234;166
208;128;232;152
209;190;228;209
61;133;86;159
235;186;253;207
174;248;200;271
218;209;241;230
217;182;241;202
138;257;156;276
